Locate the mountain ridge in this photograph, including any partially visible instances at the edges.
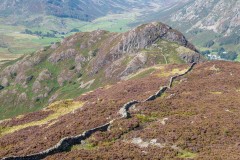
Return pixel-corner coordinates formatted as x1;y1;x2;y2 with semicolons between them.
0;0;177;22
0;22;203;120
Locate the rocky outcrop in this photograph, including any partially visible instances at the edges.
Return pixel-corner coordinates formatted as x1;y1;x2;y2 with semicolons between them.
57;70;75;86
0;51;47;86
179;52;202;63
32;81;41;93
1;77;9;87
18;92;27;103
170;0;240;35
36;70;52;81
75;55;87;71
91;22;201;74
120;53;148;77
116;22;198;54
48;49;77;63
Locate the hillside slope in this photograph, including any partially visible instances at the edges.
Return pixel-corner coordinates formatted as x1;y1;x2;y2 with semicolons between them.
0;61;239;159
0;0;177;22
170;0;239;35
0;22;203;120
140;0;240;58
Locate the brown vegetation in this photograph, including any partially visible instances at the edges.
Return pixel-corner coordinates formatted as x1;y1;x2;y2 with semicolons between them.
1;61;240;160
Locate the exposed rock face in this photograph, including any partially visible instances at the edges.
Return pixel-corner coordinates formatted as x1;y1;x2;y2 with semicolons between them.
120;52;148;77
170;0;240;35
91;22;202;74
57;70;75;86
179;52;202;63
32;70;52;94
75;55;87;71
1;77;9;87
18;92;27;102
48;93;59;104
0;51;47;85
116;22;197;54
131;138;165;148
49;49;78;63
32;81;42;94
37;70;52;81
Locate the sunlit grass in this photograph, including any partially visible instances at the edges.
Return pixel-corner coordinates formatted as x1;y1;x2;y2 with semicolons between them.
178;150;197;159
210;91;222;95
0;100;84;137
156;68;188;78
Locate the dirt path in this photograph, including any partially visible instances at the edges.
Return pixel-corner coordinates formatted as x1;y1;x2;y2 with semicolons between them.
158;47;168;64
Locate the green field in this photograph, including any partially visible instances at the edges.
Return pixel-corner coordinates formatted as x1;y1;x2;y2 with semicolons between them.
0;12;138;61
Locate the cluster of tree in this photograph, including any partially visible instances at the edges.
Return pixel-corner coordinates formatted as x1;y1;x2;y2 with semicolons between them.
201;50;210;56
24;28;81;38
0;85;4;90
217;48;238;60
70;28;80;32
24;29;56;38
219;35;240;45
189;28;203;35
203;40;215;48
219;51;238;60
201;47;239;61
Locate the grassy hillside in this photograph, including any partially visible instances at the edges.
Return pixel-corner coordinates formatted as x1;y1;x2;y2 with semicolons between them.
0;12;137;60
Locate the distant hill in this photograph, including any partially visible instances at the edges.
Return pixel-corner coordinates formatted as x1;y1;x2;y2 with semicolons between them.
140;0;240;59
0;0;177;22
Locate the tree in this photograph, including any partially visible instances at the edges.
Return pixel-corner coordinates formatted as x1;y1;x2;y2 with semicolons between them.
219;51;238;61
201;50;210;56
218;47;225;54
24;29;33;34
203;40;215;48
70;28;80;32
0;85;4;90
